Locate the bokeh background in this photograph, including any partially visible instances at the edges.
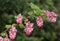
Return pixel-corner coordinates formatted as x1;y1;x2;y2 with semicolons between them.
0;0;60;41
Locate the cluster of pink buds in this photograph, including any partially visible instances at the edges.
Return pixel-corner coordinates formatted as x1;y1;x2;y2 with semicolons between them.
43;10;57;22
24;21;34;36
4;37;10;41
0;36;3;41
36;16;43;27
9;26;17;40
16;13;23;24
0;36;10;41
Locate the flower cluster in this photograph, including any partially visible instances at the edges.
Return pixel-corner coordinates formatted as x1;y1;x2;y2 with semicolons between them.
4;37;10;41
36;16;43;27
16;14;23;24
0;36;10;41
43;10;57;22
9;26;17;40
0;36;3;41
24;21;34;36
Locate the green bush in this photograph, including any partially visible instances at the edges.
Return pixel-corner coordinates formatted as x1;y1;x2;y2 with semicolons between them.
0;0;60;41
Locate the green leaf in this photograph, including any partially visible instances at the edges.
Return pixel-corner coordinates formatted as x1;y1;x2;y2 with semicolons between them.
1;32;8;37
30;3;39;9
23;16;28;22
30;3;47;20
19;23;24;29
5;25;11;29
28;11;33;16
14;15;17;19
12;23;17;27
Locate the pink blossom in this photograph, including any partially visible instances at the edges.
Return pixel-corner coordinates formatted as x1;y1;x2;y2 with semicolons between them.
9;26;17;40
4;37;10;41
24;21;34;36
51;12;57;16
36;16;43;27
16;14;23;24
43;10;57;22
25;21;34;28
49;12;57;22
0;36;3;41
43;10;51;16
24;27;33;36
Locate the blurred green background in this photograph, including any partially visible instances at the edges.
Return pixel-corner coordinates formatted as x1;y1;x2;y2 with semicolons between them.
0;0;60;41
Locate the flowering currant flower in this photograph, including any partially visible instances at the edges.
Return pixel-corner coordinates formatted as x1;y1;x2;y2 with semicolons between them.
43;10;51;17
9;26;17;40
36;16;43;27
24;21;34;36
0;36;3;41
4;37;10;41
16;13;23;24
43;10;57;22
49;12;57;22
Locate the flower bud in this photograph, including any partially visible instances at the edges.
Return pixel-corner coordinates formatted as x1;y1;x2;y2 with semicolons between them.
36;16;43;27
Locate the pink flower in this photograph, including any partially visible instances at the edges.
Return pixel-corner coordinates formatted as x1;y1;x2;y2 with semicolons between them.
49;12;57;22
4;37;10;41
24;27;33;36
43;10;51;16
36;16;43;27
25;21;34;28
24;21;34;36
51;12;57;16
43;10;57;22
9;26;17;40
0;36;3;41
16;14;23;24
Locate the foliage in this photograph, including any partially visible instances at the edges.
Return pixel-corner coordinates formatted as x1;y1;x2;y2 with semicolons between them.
0;0;60;41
